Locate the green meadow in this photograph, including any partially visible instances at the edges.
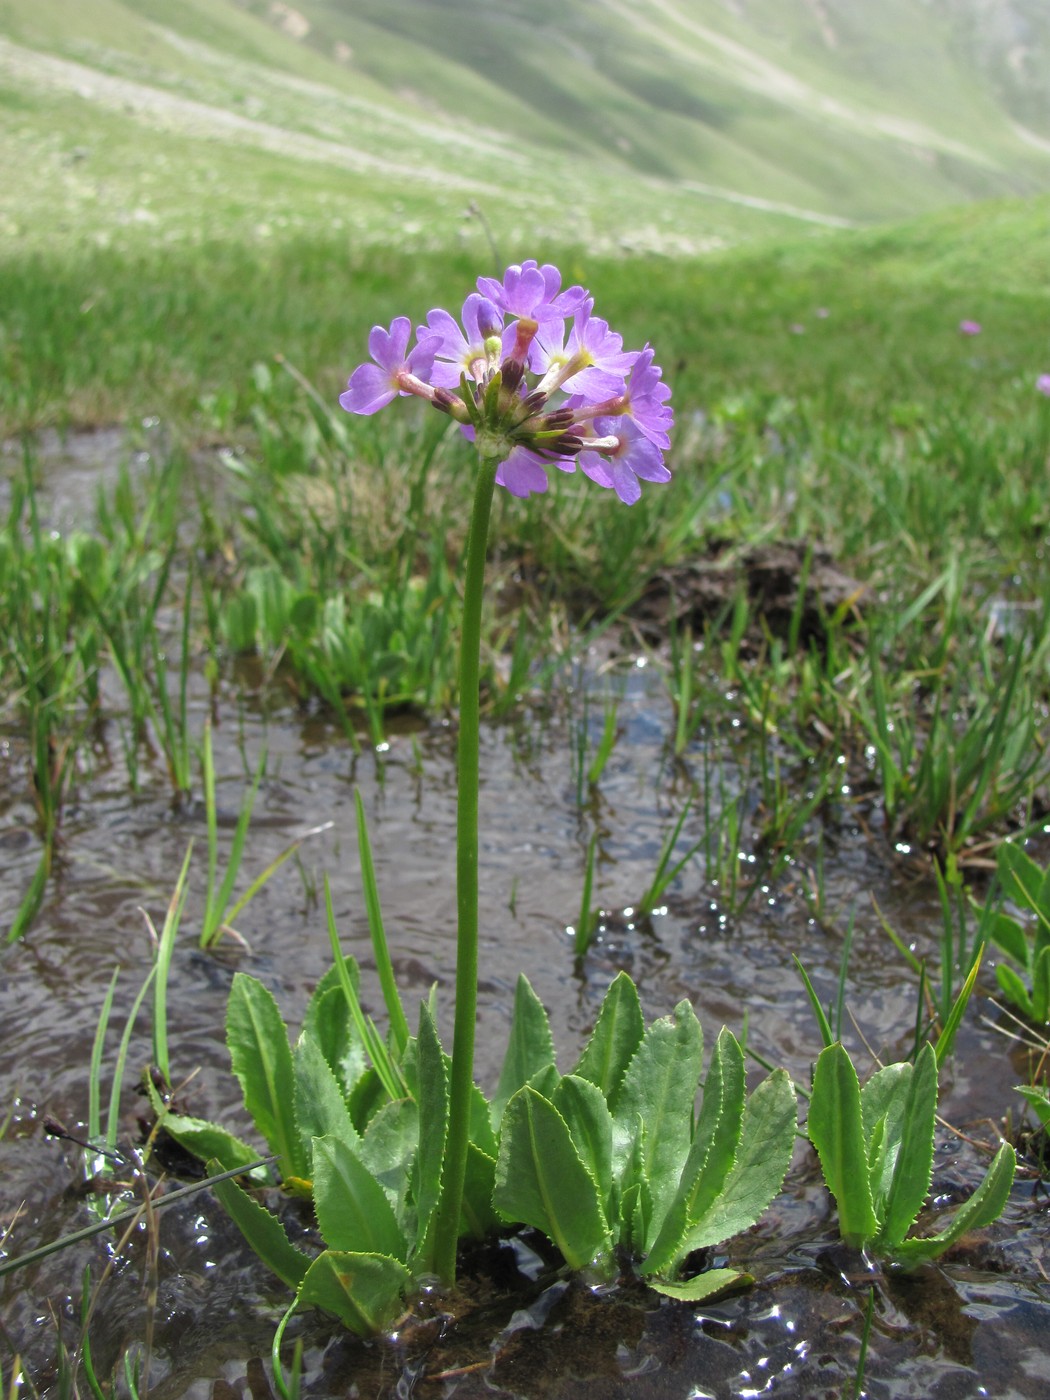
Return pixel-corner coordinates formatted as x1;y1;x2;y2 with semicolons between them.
3;0;1050;1389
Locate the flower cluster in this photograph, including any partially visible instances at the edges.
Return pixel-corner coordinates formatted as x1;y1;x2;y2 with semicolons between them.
340;261;673;505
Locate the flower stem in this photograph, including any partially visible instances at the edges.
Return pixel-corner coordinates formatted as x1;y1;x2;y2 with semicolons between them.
432;453;499;1284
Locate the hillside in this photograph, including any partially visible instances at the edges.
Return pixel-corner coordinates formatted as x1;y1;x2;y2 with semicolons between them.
1;0;1049;260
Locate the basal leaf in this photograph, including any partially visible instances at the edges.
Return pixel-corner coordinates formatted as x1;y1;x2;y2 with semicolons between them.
553;1074;615;1204
412;1003;449;1268
808;1044;878;1248
302;981;369;1099
613;1001;703;1239
358;1098;418;1213
493;1086;610;1270
642;1027;745;1276
296;1250;411;1336
311;1135;407;1262
210;1169;310;1290
675;1070;797;1256
572;971;645;1110
227;972;306;1181
461;1143;499;1239
649;1268;752;1302
293;1032;360;1170
865;1045;937;1249
491;975;557;1127
469;1080;499;1160
889;1142;1016;1267
149;1073;270;1182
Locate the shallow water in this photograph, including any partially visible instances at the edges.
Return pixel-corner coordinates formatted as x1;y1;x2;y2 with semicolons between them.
0;443;1048;1397
2;656;1047;1399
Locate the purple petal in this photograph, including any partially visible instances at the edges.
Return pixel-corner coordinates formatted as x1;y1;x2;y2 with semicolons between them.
496;447;549;498
367;316;412;371
340;362;397;415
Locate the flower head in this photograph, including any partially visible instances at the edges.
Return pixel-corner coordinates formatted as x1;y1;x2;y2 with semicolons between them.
959;319;982;336
340;264;672;505
1038;373;1050;397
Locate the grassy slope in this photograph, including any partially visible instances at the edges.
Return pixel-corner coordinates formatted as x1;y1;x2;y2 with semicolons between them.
1;0;1049;269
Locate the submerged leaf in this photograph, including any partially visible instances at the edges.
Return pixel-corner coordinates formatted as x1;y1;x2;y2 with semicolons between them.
649;1268;752;1302
296;1250;411;1335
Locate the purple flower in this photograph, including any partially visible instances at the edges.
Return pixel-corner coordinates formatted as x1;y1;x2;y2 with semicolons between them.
533;302;637;400
959;319;982;336
420;294;503;389
577;417;672;506
1038;374;1050;397
340;317;441;415
477;260;586;323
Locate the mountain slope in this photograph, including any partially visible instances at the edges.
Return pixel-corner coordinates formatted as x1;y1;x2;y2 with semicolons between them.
0;0;1048;258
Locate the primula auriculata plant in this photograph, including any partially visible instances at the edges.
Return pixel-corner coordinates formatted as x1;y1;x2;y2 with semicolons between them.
808;1041;1015;1265
155;262;802;1334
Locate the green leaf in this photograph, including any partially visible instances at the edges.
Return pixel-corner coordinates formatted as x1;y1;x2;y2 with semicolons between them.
160;1109;271;1182
412;1003;449;1269
468;1081;499;1160
572;971;645;1110
808;1044;878;1248
311;1135;407;1262
1032;945;1050;1022
613;1001;704;1238
552;1074;615;1204
861;1046;937;1248
210;1170;311;1291
493;1086;610;1270
676;1069;797;1254
461;1143;499;1239
357;1098;418;1212
642;1027;746;1276
227;973;306;1180
982;910;1031;968
998;842;1044;917
302;967;370;1098
649;1268;752;1302
1017;1084;1050;1129
890;1143;1016;1267
295;1250;411;1336
492;976;557;1126
995;963;1035;1019
293;1033;360;1170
